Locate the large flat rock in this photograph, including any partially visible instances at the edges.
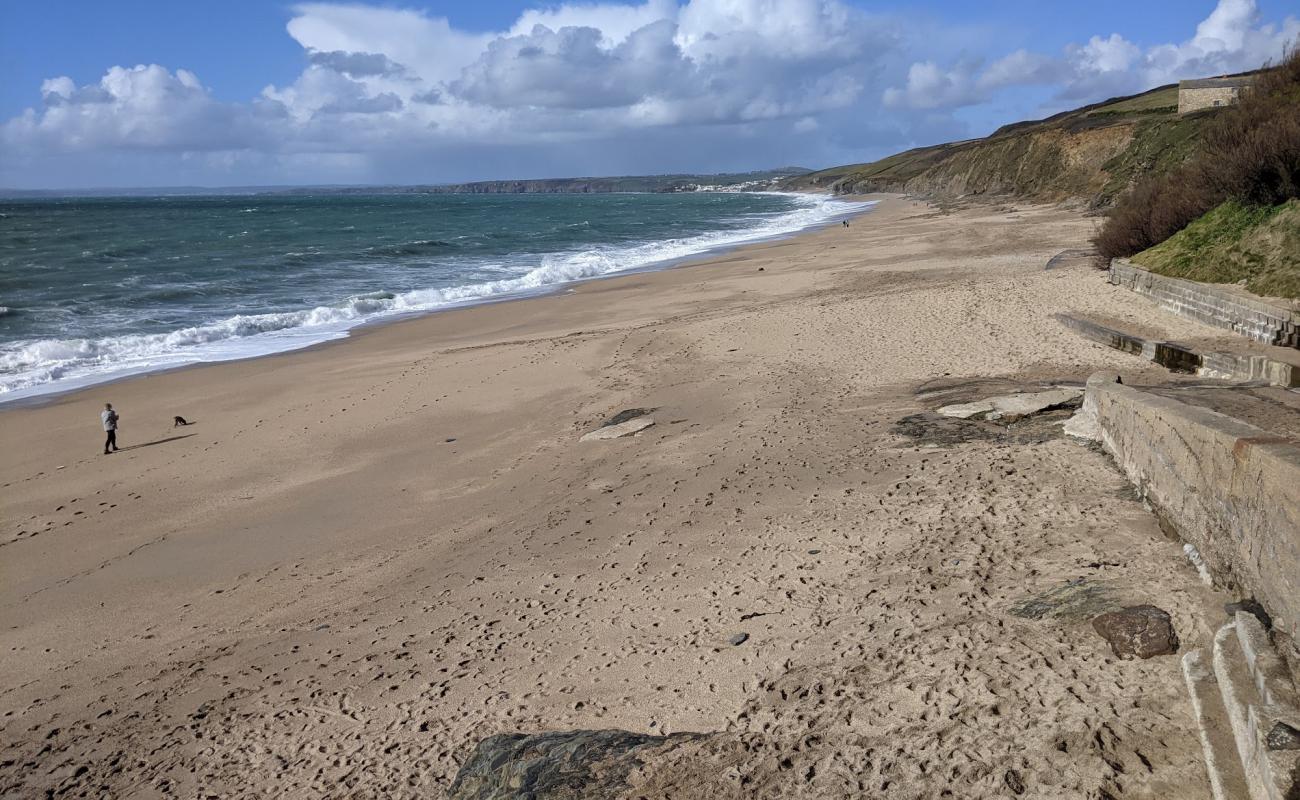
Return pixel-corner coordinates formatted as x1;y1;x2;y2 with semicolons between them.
580;416;655;441
447;729;705;800
937;388;1082;420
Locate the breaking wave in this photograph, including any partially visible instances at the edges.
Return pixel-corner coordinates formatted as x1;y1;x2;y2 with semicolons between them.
0;194;871;401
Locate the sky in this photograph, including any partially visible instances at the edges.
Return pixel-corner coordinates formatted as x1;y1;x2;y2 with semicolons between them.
1;0;1297;189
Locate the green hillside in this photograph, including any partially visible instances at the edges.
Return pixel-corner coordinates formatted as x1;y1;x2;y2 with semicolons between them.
784;84;1217;207
1132;200;1300;298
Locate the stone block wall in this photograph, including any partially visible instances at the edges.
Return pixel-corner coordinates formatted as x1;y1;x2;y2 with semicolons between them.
1179;86;1242;114
1109;260;1300;349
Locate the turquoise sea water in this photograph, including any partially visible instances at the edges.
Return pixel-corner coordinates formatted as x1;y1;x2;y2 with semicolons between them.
0;191;869;400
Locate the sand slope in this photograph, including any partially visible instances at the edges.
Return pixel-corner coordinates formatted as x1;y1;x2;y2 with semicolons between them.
1;199;1230;798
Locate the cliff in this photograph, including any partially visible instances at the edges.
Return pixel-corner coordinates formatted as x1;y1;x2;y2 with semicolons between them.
784;85;1215;207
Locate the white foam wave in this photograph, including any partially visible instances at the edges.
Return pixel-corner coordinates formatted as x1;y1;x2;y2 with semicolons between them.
0;194;872;401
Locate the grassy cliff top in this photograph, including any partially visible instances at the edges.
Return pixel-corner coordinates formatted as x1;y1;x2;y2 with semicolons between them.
1132;200;1300;299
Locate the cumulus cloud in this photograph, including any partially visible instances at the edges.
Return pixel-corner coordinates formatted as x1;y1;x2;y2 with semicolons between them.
451;21;692;110
2;0;1297;187
6;65;282;153
883;59;985;111
884;0;1298;110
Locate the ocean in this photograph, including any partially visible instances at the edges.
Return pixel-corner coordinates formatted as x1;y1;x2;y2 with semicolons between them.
0;191;869;401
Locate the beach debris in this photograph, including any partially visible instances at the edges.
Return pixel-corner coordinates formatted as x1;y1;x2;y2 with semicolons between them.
1008;578;1120;621
937;388;1082;421
581;415;655;442
729;632;750;646
1091;605;1179;659
447;729;706;800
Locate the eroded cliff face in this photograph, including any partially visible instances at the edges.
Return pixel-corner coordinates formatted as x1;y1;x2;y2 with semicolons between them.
788;83;1216;208
796;123;1141;207
884;124;1138;203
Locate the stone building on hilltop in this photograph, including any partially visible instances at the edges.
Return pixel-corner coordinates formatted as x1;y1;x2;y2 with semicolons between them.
1178;75;1255;114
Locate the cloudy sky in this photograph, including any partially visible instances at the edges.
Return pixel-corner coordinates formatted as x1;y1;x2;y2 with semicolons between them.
1;0;1296;188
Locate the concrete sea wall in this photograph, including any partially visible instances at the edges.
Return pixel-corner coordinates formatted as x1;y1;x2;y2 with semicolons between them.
1109;260;1300;349
1073;374;1300;673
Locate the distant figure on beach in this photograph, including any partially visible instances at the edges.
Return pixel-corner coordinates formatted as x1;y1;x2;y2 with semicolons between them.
173;415;191;427
842;220;850;228
102;403;120;454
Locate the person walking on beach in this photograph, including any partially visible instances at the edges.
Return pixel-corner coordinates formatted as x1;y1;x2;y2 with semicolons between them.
101;403;120;454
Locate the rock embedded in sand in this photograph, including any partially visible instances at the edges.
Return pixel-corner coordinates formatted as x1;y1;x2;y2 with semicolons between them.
1091;605;1179;659
729;632;749;646
938;388;1083;421
446;729;706;800
581;416;655;441
1009;578;1120;620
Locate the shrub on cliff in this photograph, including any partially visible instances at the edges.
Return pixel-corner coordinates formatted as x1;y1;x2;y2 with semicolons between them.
1096;45;1300;262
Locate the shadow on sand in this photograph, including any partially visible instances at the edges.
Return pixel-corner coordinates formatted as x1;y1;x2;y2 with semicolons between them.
117;433;198;452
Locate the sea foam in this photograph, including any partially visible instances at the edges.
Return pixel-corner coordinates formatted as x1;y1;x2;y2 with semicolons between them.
0;193;871;401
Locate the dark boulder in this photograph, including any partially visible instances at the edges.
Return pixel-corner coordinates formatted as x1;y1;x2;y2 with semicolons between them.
1091;605;1179;659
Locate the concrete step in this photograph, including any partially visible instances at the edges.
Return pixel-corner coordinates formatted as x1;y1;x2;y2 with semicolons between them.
1211;613;1300;800
1184;613;1300;800
1053;314;1300;387
1183;648;1252;800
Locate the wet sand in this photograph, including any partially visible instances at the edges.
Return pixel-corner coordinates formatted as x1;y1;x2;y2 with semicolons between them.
1;197;1231;798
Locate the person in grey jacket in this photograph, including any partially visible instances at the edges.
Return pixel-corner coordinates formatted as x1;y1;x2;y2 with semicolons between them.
101;403;120;454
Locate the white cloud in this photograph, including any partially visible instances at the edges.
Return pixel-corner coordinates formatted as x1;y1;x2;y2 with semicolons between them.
884;0;1298;110
6;65;282;153
978;50;1068;91
2;0;1297;187
451;21;692;110
4;0;892;177
883;59;986;111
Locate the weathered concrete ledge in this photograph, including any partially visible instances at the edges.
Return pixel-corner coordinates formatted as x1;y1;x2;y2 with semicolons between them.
1055;314;1300;387
1070;373;1300;674
1110;259;1300;349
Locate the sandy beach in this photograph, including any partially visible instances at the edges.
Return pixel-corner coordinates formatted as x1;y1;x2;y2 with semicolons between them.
1;197;1239;798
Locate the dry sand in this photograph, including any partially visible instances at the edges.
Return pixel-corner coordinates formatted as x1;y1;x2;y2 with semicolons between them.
1;197;1236;798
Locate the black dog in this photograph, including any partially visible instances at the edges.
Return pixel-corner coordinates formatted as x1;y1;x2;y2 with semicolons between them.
173;416;191;427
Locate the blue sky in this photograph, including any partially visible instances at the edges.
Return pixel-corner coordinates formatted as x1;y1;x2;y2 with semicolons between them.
2;0;1297;188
